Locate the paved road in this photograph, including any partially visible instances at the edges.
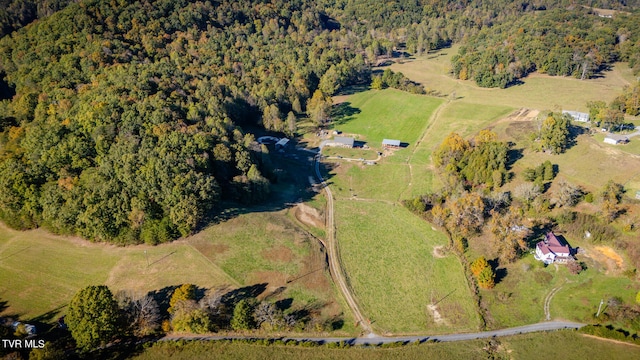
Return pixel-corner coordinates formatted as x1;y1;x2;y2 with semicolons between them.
314;154;373;335
162;320;585;344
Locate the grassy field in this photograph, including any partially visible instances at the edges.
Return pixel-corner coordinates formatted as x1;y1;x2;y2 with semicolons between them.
333;201;479;334
331;88;443;146
390;45;636;111
0;225;234;318
0;208;352;333
134;331;640;360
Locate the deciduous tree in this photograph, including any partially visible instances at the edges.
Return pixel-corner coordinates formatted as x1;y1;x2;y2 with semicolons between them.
66;285;121;352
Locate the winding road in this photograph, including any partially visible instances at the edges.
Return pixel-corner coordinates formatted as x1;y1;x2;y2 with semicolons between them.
314;154;374;335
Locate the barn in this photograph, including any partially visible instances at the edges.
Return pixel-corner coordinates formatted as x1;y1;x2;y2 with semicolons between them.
382;139;401;148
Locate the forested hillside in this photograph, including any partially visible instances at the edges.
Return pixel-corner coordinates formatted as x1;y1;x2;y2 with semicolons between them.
1;0;639;244
0;0;368;243
451;8;640;87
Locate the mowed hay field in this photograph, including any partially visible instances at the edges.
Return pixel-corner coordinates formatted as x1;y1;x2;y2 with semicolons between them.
135;331;640;360
334;201;479;334
390;45;636;111
332;88;442;145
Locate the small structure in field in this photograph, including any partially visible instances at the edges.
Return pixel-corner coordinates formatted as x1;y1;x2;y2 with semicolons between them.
382;139;402;148
326;136;355;148
604;134;629;145
534;232;573;265
275;138;291;150
562;110;589;123
636;190;640;200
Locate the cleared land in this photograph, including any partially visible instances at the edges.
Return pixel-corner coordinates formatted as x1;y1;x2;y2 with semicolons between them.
331;88;443;146
0;226;232;318
134;331;640;360
390;45;636;111
0;208;351;332
333;201;479;334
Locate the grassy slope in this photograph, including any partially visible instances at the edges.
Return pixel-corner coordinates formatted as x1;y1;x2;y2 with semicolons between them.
134;331;640;360
0;209;349;331
334;201;479;334
0;226;233;318
390;45;636;111
332;88;443;145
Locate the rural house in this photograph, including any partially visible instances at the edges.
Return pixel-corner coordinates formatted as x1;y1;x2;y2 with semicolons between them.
562;110;589;123
534;232;572;264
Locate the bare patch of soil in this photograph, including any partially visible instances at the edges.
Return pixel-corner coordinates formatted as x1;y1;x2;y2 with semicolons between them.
582;246;624;274
294;203;325;229
261;245;294;263
426;304;448;326
433;245;446;258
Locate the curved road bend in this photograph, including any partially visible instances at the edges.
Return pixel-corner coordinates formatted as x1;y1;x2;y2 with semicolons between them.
162;321;585;344
314;154;373;335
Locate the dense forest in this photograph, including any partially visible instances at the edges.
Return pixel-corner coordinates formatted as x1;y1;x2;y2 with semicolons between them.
451;7;640;87
1;0;640;244
0;0;369;243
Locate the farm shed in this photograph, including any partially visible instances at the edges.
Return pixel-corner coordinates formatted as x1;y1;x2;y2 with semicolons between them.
604;134;629;145
382;139;401;148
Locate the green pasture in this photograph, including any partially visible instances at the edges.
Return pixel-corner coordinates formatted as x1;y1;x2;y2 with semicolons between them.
334;201;480;334
0;226;233;319
134;330;640;360
331;88;442;146
500;131;640;192
327;162;411;202
409;101;514;163
0;209;347;329
390;45;636;111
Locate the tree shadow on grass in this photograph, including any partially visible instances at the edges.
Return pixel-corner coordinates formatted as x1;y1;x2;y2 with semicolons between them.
221;283;268;308
195;153;339;233
331;102;361;127
148;285;179;317
566;124;586;151
489;258;508;285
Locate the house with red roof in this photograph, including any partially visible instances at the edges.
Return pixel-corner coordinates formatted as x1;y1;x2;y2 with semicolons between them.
534;232;572;265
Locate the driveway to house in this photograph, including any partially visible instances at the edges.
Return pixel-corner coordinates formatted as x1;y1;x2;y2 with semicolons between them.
314;153;374;335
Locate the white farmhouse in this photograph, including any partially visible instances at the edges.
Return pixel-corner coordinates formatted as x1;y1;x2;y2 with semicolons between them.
534;232;572;265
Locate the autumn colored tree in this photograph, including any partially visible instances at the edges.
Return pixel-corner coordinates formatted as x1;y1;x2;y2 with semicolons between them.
306;90;332;126
470;256;490;276
433;132;470;168
489;207;528;264
448;192;485;237
477;267;496;289
169;284;197;314
538;113;570;154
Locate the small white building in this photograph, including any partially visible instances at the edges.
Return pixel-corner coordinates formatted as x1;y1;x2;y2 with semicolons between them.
604;134;629;145
534;232;572;265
